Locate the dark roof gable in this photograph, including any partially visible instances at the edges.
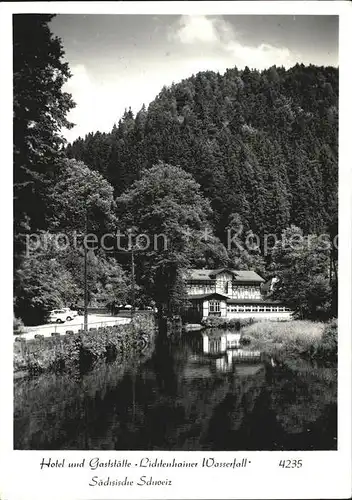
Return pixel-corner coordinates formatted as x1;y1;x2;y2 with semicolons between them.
183;268;264;283
187;292;229;300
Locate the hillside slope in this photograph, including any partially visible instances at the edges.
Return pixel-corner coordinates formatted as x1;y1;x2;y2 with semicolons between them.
66;64;338;241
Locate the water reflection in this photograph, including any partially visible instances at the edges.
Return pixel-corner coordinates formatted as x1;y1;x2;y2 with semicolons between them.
190;329;261;374
14;328;337;451
202;330;241;354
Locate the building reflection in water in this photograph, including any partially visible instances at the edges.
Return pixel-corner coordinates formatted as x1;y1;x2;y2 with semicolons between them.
202;331;241;354
199;330;261;374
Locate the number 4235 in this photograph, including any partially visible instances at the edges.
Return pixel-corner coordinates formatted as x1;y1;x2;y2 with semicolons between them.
278;459;303;468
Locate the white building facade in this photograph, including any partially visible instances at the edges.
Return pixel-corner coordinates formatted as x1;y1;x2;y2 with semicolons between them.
183;268;292;322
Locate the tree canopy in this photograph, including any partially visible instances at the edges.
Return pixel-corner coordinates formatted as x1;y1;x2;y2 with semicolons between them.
270;226;333;319
67;64;338;243
13;14;75;260
116;162;227;315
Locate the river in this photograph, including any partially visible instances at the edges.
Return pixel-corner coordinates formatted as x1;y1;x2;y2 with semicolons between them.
14;327;337;450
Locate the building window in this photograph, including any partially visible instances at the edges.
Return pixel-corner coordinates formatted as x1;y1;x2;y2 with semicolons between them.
209;300;221;313
224;281;229;294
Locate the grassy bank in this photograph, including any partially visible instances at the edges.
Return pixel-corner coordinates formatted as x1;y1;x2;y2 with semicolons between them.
14;313;156;376
240;319;337;363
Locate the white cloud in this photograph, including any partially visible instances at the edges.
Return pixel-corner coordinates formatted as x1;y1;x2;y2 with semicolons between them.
63;64;101;140
170;15;294;70
66;64;91;91
225;42;293;70
170;15;220;44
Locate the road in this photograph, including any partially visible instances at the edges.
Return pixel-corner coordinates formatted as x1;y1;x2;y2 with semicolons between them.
15;314;131;341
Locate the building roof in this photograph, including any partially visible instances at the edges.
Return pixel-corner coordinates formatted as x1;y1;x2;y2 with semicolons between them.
187;293;229;300
232;270;265;282
183;268;265;283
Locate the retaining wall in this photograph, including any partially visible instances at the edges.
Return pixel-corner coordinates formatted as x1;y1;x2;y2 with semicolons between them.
14;312;156;375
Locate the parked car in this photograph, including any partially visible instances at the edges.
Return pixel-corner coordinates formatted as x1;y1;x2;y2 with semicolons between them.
116;304;132;310
48;309;68;324
62;307;78;320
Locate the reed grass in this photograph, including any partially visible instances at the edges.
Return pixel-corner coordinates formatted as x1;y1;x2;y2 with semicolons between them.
240;319;337;362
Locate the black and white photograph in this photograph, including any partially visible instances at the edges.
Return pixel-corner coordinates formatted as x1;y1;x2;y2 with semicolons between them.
2;2;352;499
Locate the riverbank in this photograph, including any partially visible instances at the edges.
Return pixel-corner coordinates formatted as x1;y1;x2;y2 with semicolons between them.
13;312;156;376
240;319;337;363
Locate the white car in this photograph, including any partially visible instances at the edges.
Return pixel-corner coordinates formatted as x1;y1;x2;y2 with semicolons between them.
48;308;77;323
62;307;78;319
48;309;67;324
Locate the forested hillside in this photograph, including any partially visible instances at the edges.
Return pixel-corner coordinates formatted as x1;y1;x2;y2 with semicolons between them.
66;64;338;240
13;14;338;324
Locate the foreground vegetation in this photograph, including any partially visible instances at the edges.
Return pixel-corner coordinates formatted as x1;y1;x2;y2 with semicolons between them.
14;313;155;376
240;319;337;363
201;316;255;330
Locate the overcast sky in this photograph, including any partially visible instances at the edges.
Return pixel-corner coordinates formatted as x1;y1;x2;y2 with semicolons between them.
50;15;338;142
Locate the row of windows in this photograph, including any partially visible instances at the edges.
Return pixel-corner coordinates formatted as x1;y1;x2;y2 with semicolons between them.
188;285;215;293
234;287;261;293
187;285;261;294
227;305;290;313
187;281;260;292
232;291;261;298
208;300;290;313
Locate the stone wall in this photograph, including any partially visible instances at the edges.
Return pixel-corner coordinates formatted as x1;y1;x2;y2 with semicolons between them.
14;312;156;375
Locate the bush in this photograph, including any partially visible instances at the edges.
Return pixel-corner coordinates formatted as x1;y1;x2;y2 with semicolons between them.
314;319;337;362
239;319;337;364
321;318;337;344
201;316;225;328
14;317;24;335
201;316;255;330
13;312;156;375
239;335;251;346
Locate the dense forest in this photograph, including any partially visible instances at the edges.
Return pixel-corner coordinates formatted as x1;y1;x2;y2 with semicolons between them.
14;15;338;324
66;64;338;240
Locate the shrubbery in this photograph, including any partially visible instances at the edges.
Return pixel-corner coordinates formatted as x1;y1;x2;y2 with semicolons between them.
239;335;251;346
239;319;337;363
14;313;156;375
14;317;25;335
201;316;255;330
313;319;337;362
